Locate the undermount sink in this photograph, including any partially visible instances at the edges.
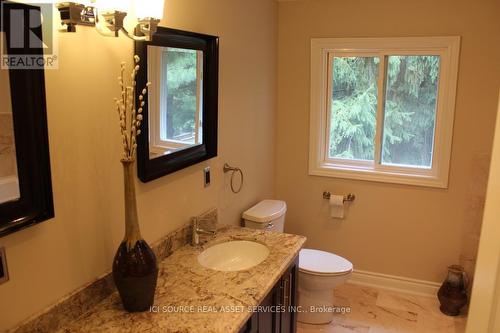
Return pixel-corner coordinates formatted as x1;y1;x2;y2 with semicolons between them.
197;240;270;272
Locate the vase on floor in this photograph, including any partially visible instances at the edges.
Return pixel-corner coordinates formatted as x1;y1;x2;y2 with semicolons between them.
437;265;468;316
112;159;158;312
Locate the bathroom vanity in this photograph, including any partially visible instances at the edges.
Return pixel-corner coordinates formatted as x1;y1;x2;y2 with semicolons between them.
16;226;306;333
238;258;298;333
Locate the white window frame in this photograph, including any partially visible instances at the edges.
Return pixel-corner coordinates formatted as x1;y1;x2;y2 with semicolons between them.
148;47;203;157
309;37;460;188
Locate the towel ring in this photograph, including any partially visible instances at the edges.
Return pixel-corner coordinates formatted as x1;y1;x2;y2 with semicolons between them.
223;163;244;193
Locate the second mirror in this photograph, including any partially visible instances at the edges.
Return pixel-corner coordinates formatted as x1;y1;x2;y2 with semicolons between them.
135;27;219;182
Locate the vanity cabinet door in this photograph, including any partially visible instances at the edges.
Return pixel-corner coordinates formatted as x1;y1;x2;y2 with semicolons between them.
239;312;259;333
239;256;299;333
258;282;281;333
239;282;281;333
279;258;298;333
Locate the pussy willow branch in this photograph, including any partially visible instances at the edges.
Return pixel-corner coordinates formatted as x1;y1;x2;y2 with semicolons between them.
114;55;151;161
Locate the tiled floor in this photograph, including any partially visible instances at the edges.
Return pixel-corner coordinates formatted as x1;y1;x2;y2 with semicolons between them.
297;283;467;333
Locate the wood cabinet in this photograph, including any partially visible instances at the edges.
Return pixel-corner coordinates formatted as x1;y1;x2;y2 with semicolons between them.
239;256;299;333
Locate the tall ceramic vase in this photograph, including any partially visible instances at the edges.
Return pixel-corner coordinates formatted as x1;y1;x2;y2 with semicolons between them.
437;265;468;316
112;159;158;312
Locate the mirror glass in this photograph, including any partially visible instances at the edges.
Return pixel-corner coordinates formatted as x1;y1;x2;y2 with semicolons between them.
0;32;20;204
147;45;204;159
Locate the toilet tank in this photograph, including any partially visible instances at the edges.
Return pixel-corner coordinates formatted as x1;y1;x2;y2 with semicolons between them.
242;200;287;232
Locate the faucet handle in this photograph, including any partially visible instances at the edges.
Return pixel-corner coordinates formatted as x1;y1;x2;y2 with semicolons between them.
191;217;199;246
191;216;216;246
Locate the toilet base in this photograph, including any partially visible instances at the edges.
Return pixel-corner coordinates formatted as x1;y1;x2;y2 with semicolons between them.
297;286;336;324
297;270;352;325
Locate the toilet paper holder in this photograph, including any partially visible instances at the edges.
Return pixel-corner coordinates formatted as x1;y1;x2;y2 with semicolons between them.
323;191;356;202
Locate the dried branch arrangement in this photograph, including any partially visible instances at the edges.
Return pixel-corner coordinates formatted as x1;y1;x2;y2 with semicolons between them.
114;55;151;161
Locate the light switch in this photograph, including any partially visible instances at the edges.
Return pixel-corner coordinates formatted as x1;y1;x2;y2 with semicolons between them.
204;167;211;187
0;247;8;285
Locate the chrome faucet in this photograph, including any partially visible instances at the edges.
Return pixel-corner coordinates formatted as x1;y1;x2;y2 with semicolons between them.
191;217;216;246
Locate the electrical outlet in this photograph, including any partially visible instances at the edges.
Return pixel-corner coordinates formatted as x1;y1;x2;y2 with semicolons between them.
0;247;8;285
204;167;211;187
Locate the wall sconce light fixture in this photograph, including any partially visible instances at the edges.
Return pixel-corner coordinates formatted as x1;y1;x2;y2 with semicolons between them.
55;0;164;41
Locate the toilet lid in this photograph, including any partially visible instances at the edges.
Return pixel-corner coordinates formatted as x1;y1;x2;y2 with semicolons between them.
242;200;287;223
299;249;353;276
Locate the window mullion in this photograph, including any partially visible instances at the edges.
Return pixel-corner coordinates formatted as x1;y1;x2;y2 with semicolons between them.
373;53;387;170
323;52;335;163
159;50;168;143
195;52;202;144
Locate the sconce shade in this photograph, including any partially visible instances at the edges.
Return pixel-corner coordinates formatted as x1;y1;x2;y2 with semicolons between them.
135;0;164;19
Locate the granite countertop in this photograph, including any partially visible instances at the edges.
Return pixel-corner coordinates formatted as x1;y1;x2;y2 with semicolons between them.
57;226;306;333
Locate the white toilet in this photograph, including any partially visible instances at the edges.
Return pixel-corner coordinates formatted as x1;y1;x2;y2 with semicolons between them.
242;199;353;325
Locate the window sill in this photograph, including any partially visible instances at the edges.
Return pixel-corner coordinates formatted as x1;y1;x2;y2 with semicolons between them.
309;163;448;188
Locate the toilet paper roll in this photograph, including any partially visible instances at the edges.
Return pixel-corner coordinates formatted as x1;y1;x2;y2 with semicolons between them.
329;195;345;219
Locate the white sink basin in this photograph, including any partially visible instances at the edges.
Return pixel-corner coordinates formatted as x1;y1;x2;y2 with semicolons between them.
197;240;270;272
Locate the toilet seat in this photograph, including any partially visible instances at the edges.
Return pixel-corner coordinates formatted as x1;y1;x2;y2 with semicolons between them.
299;249;353;277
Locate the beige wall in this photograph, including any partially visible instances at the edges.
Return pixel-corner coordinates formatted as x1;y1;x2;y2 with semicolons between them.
0;33;11;116
0;33;16;179
276;0;500;282
0;32;10;115
466;91;500;333
0;0;277;330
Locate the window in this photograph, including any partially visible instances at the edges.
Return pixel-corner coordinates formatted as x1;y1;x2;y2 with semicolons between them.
148;46;203;157
309;37;460;188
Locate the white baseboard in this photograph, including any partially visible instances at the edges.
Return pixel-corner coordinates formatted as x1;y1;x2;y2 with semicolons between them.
348;269;441;297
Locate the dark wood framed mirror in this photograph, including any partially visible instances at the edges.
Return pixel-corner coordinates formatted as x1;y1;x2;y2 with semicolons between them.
0;1;54;237
135;27;219;182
